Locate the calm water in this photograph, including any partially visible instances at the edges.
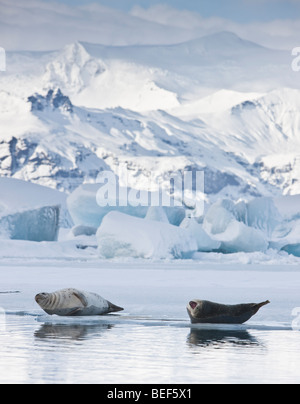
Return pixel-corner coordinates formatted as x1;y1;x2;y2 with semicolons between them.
1;262;300;384
1;314;300;384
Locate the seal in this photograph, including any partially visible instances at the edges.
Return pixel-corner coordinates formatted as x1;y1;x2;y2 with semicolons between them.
35;288;124;317
187;299;270;324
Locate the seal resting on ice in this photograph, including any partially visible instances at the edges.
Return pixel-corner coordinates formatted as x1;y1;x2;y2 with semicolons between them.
35;288;124;316
187;299;270;324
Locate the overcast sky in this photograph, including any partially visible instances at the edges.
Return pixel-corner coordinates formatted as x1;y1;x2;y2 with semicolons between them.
65;0;300;22
0;0;299;51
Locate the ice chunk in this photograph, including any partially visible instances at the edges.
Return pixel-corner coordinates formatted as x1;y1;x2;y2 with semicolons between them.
0;177;71;228
274;195;300;221
203;199;268;253
96;211;197;259
0;206;60;242
204;197;281;238
67;183;186;228
164;207;186;226
270;219;300;257
180;218;221;252
71;225;97;237
216;221;268;254
67;183;148;228
203;199;236;235
246;197;282;237
145;207;169;223
281;244;300;257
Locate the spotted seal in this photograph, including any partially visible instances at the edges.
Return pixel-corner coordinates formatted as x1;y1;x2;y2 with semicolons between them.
187;299;270;324
35;288;124;316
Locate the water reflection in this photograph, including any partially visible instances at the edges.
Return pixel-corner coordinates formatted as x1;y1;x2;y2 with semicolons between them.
35;323;114;341
187;328;260;349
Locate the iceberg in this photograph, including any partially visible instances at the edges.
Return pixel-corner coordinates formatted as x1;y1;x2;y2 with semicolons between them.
180;218;221;252
204;197;282;239
71;225;97;237
96;211;197;259
67;183;186;228
216;221;268;254
0;206;60;242
203;199;268;253
0;178;70;241
270;219;300;257
203;199;237;235
67;183;148;228
145;207;169;223
274;195;300;221
0;177;71;228
246;197;282;237
281;244;300;257
264;196;300;257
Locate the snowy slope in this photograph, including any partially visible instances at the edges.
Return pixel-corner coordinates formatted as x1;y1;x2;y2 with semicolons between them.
0;32;299;199
1;86;299;199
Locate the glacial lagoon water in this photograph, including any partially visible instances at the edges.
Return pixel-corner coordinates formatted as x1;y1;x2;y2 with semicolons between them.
1;312;300;384
0;261;300;384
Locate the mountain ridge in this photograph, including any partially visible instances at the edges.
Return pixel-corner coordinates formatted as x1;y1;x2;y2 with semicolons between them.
0;31;299;199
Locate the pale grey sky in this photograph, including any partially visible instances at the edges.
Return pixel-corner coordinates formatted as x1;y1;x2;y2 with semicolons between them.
0;0;299;51
57;0;300;22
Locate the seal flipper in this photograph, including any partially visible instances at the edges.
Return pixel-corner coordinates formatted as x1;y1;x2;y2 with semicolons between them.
107;301;124;313
43;307;82;316
73;291;89;307
252;300;270;314
67;308;83;316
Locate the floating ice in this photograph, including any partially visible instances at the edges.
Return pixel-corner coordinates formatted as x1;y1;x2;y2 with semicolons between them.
270;219;300;257
67;183;148;228
71;225;97;237
96;211;197;259
274;195;300;221
0;177;71;228
0;206;60;242
67;183;186;228
0;178;68;241
246;197;282;237
203;199;237;235
180;218;221;252
203;199;268;253
145;207;169;223
216;220;268;254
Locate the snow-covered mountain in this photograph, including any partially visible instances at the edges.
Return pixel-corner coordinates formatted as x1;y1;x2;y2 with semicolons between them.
0;32;299;199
